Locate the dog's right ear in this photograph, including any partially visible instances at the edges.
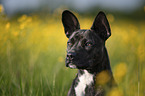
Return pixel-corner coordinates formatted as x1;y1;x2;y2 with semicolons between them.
62;10;80;38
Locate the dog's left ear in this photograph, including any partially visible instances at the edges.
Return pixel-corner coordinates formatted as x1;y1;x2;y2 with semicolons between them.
91;11;111;41
62;10;80;38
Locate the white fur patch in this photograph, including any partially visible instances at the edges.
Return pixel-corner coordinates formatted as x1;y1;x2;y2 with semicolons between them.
75;70;94;96
68;63;77;69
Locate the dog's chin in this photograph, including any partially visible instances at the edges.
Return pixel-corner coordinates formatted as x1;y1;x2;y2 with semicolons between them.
67;63;77;69
67;62;92;69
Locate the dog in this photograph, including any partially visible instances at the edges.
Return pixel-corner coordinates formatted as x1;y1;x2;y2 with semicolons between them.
62;10;117;96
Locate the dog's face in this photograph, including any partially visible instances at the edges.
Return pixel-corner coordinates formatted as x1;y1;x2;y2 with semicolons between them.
62;10;111;69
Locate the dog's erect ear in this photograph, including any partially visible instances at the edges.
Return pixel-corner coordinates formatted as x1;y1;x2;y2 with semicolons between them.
91;11;111;41
62;10;80;38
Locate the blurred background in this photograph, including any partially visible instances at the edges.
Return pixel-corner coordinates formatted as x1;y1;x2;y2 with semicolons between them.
0;0;145;96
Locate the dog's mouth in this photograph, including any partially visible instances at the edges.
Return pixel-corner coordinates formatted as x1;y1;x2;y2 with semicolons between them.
66;59;92;69
65;54;95;69
67;63;77;69
66;58;77;69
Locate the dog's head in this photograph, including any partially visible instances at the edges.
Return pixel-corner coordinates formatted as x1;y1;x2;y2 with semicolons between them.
62;10;111;69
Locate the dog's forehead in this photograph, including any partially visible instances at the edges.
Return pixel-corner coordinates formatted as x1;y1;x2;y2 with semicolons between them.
70;29;96;39
83;30;95;38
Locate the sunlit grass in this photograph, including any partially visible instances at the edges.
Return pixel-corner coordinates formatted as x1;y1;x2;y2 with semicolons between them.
0;8;145;96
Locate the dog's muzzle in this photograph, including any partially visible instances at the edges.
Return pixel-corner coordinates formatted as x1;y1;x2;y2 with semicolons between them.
66;52;77;68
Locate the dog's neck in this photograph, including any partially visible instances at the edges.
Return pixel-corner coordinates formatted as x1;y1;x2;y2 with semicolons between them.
74;47;114;96
88;47;112;74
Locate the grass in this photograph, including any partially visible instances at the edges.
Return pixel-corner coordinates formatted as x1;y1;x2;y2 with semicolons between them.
0;9;145;96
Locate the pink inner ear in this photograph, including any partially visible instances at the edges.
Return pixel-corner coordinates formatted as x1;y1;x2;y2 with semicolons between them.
102;18;110;37
66;31;69;35
107;32;110;36
72;16;77;26
71;16;79;29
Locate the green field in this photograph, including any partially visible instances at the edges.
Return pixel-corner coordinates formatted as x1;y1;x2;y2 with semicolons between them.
0;9;145;96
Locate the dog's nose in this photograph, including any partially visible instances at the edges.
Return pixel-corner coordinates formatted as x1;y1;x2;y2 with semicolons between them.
67;52;76;59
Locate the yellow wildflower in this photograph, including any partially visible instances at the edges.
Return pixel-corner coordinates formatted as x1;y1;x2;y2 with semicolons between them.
96;70;111;85
114;63;127;82
0;4;4;13
26;17;32;23
5;22;10;29
107;88;123;96
20;22;27;29
18;15;27;22
12;31;19;37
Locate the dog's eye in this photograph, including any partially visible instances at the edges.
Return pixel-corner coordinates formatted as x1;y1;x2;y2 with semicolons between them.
67;42;72;46
85;42;92;47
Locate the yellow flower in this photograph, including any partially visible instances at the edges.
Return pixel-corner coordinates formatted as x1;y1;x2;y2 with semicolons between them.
12;31;19;37
114;63;127;82
18;15;27;22
96;70;111;85
107;88;123;96
5;22;10;29
20;23;25;29
26;17;32;23
0;4;4;13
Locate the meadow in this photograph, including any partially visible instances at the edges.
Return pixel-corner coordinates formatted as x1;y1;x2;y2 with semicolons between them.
0;7;145;96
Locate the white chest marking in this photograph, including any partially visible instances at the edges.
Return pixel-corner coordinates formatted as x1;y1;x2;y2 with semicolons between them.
75;70;94;96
